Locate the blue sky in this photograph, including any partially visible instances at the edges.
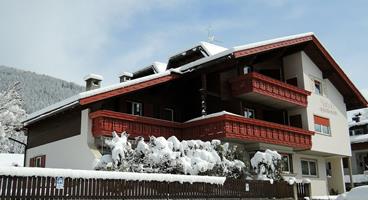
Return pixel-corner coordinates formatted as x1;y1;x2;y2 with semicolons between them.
0;0;367;96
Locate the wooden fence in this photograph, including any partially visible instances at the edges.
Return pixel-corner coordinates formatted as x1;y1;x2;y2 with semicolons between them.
0;175;310;199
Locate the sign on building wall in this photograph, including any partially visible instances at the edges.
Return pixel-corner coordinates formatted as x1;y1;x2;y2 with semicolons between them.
55;177;64;190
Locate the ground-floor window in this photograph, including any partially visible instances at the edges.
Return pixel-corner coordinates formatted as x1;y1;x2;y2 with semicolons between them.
301;159;318;176
30;155;46;167
281;154;293;173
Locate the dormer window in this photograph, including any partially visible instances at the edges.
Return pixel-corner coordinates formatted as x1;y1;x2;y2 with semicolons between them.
243;66;252;74
314;80;322;95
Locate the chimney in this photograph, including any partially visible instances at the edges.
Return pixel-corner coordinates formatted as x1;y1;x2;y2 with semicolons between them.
119;72;133;83
84;74;103;91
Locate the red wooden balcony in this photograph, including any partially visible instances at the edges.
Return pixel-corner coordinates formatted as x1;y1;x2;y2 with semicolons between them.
90;110;314;150
183;113;314;150
90;110;182;138
230;72;311;108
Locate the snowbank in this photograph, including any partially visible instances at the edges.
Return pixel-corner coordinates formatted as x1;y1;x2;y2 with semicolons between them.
0;153;24;167
0;167;226;185
344;174;368;183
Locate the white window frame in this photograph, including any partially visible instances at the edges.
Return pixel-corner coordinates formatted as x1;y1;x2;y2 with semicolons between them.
35;156;42;167
163;108;174;121
314;115;331;136
243;66;252;74
281;154;292;173
244;108;255;119
301;159;318;177
130;101;143;116
314;80;323;95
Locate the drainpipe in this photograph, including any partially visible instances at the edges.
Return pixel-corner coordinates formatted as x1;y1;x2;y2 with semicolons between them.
348;156;354;189
8;137;27;167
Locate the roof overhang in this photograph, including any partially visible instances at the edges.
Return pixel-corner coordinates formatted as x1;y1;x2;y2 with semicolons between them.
231;34;368;110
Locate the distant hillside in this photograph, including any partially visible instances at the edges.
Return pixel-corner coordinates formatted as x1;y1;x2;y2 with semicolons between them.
0;65;84;114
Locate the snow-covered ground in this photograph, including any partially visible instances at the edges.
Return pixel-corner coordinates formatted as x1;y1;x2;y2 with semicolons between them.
0;153;24;167
336;185;368;200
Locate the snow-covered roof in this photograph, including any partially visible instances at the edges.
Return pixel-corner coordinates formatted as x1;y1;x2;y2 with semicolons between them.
0;154;24;167
350;134;368;144
0;167;226;184
119;71;133;77
24;69;180;125
83;73;103;81
185;111;241;123
178;32;314;72
199;41;228;56
152;62;167;73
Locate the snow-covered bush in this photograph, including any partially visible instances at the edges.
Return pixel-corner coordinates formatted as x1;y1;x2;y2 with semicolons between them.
250;149;282;182
0;82;26;153
95;131;246;178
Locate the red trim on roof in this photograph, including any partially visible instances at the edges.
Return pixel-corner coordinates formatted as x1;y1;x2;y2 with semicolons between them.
310;36;368;109
233;34;368;110
233;36;313;58
80;74;179;105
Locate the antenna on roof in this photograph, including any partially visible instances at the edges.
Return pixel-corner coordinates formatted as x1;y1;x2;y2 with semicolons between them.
206;25;222;44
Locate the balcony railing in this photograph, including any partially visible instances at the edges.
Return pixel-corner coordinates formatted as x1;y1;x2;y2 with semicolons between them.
90;110;182;138
90;110;314;150
230;72;311;107
183;113;314;150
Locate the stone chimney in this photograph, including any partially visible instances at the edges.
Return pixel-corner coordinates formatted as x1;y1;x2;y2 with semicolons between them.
119;72;133;83
84;74;103;91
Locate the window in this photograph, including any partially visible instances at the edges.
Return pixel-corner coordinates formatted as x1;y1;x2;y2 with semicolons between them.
162;108;174;121
314;115;331;135
350;128;364;136
30;155;46;168
127;101;143;116
314;80;322;95
301;159;318;176
281;154;293;173
244;108;255;119
243;66;252;74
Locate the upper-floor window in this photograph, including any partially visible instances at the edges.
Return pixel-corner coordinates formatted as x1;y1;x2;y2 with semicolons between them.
127;101;143;116
314;80;322;95
243;66;252;74
244;108;255;119
162;108;174;121
314;115;331;135
350;128;364;136
301;159;318;177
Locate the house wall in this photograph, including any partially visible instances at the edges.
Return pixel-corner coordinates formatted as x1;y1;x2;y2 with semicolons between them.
300;51;351;157
26;109;100;170
292;153;329;196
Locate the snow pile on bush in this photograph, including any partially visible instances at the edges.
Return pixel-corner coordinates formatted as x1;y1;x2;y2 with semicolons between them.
95;132;245;178
250;149;282;183
0;83;26;153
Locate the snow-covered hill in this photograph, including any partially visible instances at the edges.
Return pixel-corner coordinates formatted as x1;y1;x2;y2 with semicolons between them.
0;65;84;113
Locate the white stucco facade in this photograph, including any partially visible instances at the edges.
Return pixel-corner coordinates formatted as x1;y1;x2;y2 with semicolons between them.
26;109;100;170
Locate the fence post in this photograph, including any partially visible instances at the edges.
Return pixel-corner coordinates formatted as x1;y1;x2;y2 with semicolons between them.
293;184;298;200
167;182;170;200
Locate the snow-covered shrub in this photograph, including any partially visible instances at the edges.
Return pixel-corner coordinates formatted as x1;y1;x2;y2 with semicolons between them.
94;131;246;178
250;149;282;182
0;82;26;153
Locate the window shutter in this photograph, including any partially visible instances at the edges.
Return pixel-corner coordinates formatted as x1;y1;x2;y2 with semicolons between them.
29;158;35;167
314;115;330;126
41;155;46;168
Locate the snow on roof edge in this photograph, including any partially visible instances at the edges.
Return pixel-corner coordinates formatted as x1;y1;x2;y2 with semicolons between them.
185;111;241;123
0;167;226;185
350;134;368;144
232;32;314;52
199;41;228;56
24;70;180;124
